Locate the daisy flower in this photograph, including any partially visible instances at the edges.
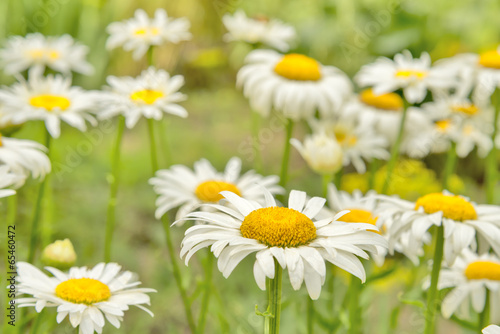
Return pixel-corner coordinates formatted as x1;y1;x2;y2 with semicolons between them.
308;114;390;173
222;10;296;51
0;165;23;198
97;67;187;128
176;189;387;299
290;131;343;175
0;74;97;138
106;9;191;60
237;49;352;120
0;134;51;182
355;50;455;103
16;262;156;334
0;33;93;76
377;191;500;265
484;325;500;334
428;249;500;322
149;156;283;220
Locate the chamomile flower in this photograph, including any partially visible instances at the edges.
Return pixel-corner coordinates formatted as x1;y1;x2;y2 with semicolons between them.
0;165;23;198
97;67;187;128
377;191;500;265
177;189;388;299
237;49;352;120
16;262;156;334
0;134;51;182
429;249;500;322
149;157;283;221
106;9;191;60
0;33;93;76
0;74;97;138
484;325;500;334
290;131;343;175
309;114;390;173
355;50;455;103
222;10;296;51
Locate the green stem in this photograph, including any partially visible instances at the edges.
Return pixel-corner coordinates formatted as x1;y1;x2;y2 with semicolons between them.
322;174;333;198
162;215;197;333
486;94;500;204
327;265;336;334
252;112;263;173
147;46;154;67
442;142;457;190
382;104;409;194
307;298;315;334
28;130;51;263
348;276;362;334
368;159;379;190
424;224;445;334
197;250;214;334
147;118;159;173
279;119;294;189
158;119;173;168
478;290;490;332
333;168;343;189
266;259;283;334
30;312;42;334
104;116;125;262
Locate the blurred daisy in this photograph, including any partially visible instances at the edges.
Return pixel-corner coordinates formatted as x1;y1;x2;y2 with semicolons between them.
0;33;93;76
237;49;352;120
106;9;191;60
16;262;156;334
222;10;295;51
355;50;455;103
0;134;51;182
0;74;97;138
290;131;343;175
309;115;390;173
484;325;500;334
377;191;500;265
429;249;500;322
0;165;23;198
149;156;283;220
177;189;387;299
97;67;187;128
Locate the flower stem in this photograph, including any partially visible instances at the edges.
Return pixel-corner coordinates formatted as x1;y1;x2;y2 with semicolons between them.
442;142;457;190
162;215;197;333
478;290;490;332
486;91;500;204
307;298;315;334
348;276;362;334
147;118;159;173
158;119;173;167
424;224;445;334
279;119;294;189
197;250;214;334
104;116;125;262
322;174;333;198
28;129;51;263
382;103;409;194
252;112;263;173
333;168;343;189
266;259;283;334
368;159;379;190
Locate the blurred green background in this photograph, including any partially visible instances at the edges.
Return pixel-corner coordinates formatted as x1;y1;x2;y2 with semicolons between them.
1;0;500;333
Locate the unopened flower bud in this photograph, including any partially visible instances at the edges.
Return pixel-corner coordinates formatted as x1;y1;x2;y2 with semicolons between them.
41;239;76;270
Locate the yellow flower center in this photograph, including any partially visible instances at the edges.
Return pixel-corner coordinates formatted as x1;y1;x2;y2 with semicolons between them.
334;125;357;146
48;50;60;60
338;209;380;234
464;261;500;281
28;49;45;59
478;49;500;69
274;54;322;81
435;119;451;132
195;180;241;202
29;95;71;111
55;278;111;305
359;88;403;111
240;207;317;247
134;27;160;36
395;69;428;79
451;104;479;116
130;89;165;105
414;193;477;221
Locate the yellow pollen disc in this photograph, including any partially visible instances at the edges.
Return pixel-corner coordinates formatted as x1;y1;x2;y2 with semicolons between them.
339;209;380;234
414;193;477;221
29;95;71;111
55;278;111;305
130;89;165;105
435;119;451;132
240;207;317;247
195;180;241;202
134;27;160;36
451;104;479;116
28;49;45;59
464;261;500;281
48;50;60;60
395;69;428;80
478;49;500;69
274;54;322;81
359;88;403;111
